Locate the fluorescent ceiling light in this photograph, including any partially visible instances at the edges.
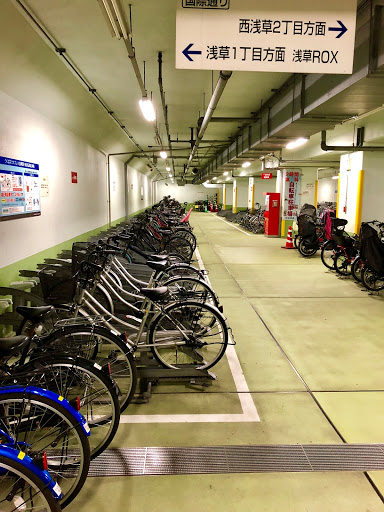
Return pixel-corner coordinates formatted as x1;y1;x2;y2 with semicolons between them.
160;151;168;159
212;177;217;180
223;171;228;176
332;175;339;180
286;138;308;150
139;98;156;122
242;161;251;168
226;177;231;181
166;167;171;171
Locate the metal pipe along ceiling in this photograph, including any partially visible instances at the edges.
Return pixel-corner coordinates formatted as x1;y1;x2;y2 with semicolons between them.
185;70;232;175
321;130;384;152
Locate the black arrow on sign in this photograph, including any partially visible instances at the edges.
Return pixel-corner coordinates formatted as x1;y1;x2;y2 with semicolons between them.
182;43;202;61
328;20;348;38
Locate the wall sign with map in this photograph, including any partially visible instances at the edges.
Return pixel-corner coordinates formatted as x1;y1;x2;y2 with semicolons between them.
0;156;41;221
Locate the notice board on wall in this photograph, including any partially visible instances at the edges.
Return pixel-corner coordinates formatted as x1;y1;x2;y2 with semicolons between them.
0;156;41;221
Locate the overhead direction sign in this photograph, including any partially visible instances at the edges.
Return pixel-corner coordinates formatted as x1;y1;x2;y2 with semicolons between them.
176;0;357;74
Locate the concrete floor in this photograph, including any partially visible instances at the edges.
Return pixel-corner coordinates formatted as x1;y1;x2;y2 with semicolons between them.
68;212;384;511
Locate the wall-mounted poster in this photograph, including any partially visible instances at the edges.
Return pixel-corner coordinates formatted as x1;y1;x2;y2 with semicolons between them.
282;170;301;221
0;156;41;221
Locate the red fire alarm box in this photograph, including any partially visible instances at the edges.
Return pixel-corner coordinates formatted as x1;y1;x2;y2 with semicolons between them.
264;192;280;237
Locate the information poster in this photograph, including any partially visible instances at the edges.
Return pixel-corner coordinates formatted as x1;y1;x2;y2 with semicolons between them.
0;156;41;221
282;170;301;220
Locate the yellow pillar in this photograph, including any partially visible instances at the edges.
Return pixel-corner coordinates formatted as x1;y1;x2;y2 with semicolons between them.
314;180;319;208
248;177;255;212
217;189;219;205
336;176;340;217
223;184;226;210
281;219;286;237
233;180;237;213
355;170;365;234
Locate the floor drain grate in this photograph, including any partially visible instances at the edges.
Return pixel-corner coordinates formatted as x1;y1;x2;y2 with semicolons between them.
88;444;384;477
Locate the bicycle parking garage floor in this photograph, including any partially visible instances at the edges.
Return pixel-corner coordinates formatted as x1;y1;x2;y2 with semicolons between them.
67;212;384;512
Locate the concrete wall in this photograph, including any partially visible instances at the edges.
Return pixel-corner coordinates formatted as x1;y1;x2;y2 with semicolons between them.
0;90;114;269
361;153;384;223
318;177;338;204
126;165;153;215
156;183;211;204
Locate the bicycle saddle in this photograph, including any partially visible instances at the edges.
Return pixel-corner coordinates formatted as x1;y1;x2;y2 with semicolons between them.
146;260;168;272
140;287;169;301
0;336;30;356
16;306;55;322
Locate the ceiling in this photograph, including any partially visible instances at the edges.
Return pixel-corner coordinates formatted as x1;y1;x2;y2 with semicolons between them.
4;0;290;179
2;0;382;184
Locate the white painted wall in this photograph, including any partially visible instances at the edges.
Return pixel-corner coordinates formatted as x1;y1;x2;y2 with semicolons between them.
109;157;126;222
0;90;110;269
338;152;364;233
318;178;338;204
254;178;277;208
300;168;317;207
361;153;384;222
126;165;153;215
156;183;210;204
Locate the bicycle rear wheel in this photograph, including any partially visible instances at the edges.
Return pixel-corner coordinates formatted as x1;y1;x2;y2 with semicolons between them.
22;355;120;459
161;276;220;309
0;454;61;512
0;391;90;508
351;256;364;282
165;236;194;262
149;300;228;370
334;252;352;276
44;325;137;413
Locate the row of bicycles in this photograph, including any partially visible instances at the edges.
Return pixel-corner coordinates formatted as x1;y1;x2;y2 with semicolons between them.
217;205;265;234
294;204;384;292
0;196;232;510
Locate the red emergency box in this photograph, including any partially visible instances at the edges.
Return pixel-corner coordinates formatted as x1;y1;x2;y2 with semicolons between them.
264;192;280;237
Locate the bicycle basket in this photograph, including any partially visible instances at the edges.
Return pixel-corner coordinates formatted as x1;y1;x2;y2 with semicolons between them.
39;267;76;304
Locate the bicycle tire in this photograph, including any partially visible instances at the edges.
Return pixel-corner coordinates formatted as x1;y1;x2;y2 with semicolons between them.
0;391;90;508
161;276;220;309
298;238;318;257
361;267;384;291
43;325;137;413
334;252;352;276
320;240;336;270
351;256;364;282
165;236;194;263
149;300;228;370
0;454;61;512
158;263;204;282
19;355;120;459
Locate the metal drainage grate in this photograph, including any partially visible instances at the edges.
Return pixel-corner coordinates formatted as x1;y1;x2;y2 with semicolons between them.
88;444;384;477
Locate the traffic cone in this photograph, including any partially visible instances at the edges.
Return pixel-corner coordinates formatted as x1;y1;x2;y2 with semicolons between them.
281;225;294;249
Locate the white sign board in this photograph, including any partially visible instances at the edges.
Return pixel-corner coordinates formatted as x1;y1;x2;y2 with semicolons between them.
176;0;357;74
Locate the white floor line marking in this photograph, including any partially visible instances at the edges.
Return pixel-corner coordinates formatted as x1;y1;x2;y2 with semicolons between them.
120;233;260;424
214;213;253;236
195;246;260;421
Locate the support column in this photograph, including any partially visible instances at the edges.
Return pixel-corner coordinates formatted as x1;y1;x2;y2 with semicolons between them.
314;180;319;208
248;177;255;212
355;170;365;234
233;180;237;213
223;184;226;210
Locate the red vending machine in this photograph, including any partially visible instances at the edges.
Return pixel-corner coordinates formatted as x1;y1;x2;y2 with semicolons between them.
264;192;280;237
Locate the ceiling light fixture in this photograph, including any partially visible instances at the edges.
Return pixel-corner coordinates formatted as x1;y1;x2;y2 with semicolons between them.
166;167;171;171
286;137;309;150
332;175;339;180
160;151;168;159
242;161;251;168
223;171;228;176
139;97;156;122
213;177;217;180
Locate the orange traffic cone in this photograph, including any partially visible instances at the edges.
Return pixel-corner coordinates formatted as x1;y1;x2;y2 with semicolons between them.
281;225;294;249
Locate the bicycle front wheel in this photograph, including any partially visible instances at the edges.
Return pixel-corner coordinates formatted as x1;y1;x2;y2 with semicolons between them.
149;300;228;370
334;252;352;276
361;267;384;291
320;240;336;270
